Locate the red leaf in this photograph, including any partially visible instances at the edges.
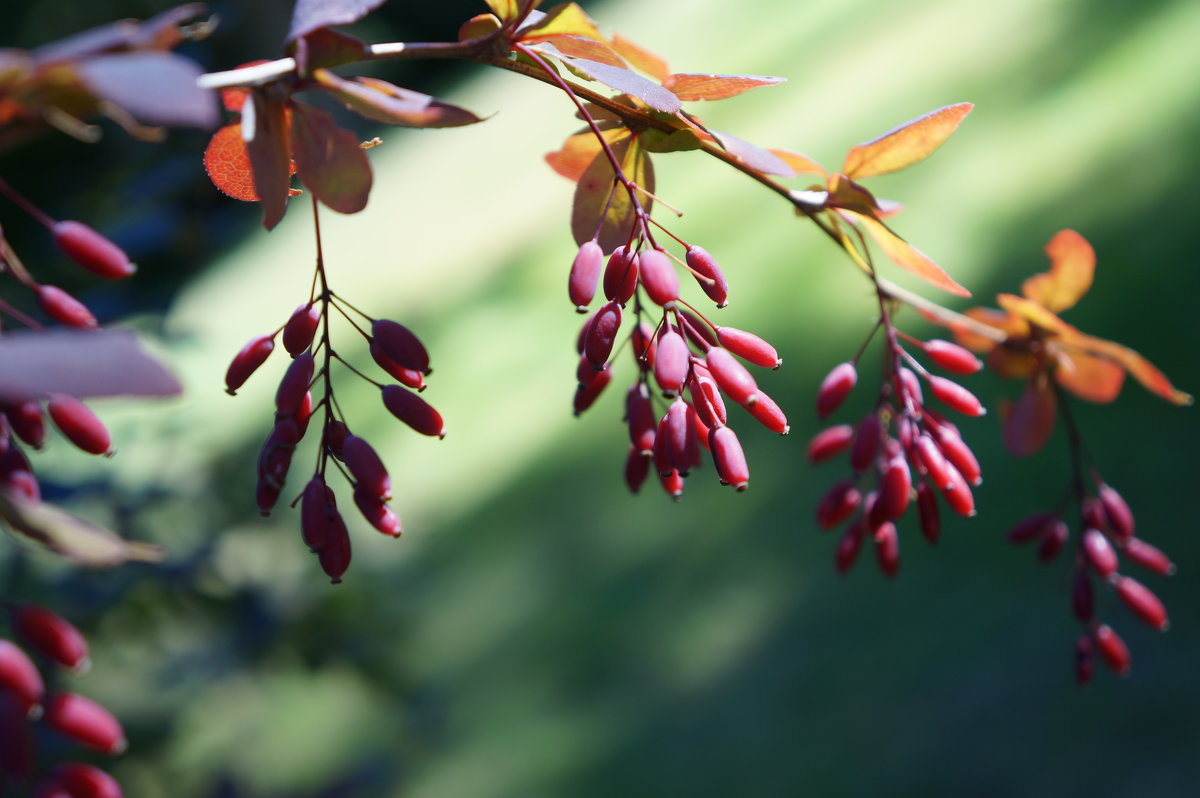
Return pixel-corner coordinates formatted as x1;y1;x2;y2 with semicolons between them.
244;90;293;230
1003;378;1057;456
287;0;388;43
663;73;785;101
314;70;483;128
849;212;971;297
842;102;973;179
1021;229;1095;313
204;123;258;201
289;103;372;214
75;51;218;129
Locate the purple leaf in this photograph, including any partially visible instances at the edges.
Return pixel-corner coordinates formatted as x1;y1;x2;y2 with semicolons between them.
290;103;372;214
711;129;795;177
564;58;682;113
76;51;218;129
314;71;483;128
0;329;181;404
287;0;388;43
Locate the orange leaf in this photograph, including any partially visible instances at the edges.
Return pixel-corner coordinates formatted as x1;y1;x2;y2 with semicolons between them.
545;128;624;182
950;307;1027;352
1003;377;1057;457
1021;229;1095;313
842;102;973;180
1069;334;1193;406
996;294;1073;335
850;213;971;297
769;149;826;178
203;123;258;201
571;132;653;252
610;33;669;82
827;173;882;216
529;36;626;68
662;73;785;102
987;347;1038;380
1053;350;1125;404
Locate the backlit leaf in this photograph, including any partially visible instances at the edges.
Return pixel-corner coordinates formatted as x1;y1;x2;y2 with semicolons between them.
545;127;624;181
1021;229;1095;313
997;294;1072;334
287;0;388;43
571;132;654;252
986;347;1038;380
0;329;181;403
76;51;218;128
770;149;826;178
204;123;258;201
529;36;626;68
710;129;794;177
951;307;1027;352
459;13;504;41
244;90;293;230
0;489;164;567
1070;334;1193;405
290;103;372;214
561;58;682;113
314;70;483;128
663;73;784;101
1003;377;1057;456
610;33;669;82
484;0;524;23
842;102;973;179
1053;350;1125;404
850;213;971;297
827;173;881;216
639;127;703;154
519;3;605;43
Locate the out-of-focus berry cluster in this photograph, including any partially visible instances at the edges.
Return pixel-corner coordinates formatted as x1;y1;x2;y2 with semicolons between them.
1007;479;1173;682
808;331;986;576
1;604;125;798
567;236;788;498
226;284;444;583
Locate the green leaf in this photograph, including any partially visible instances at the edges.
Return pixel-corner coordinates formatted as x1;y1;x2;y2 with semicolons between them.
842;102;973;179
662;73;785;101
290;103;372;215
314;70;483;128
639;127;703;154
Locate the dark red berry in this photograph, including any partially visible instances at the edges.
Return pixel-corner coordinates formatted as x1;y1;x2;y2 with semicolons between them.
353;485;402;537
51;762;123;798
684;245;728;307
225;334;275;395
47;395;111;455
282;304;320;355
1093;624;1131;676
929;376;985;417
371;319;430;374
53;220;135;280
274;352;314;417
705;347;757;405
709;425;749;490
381;384;445;438
342;435;391;500
44;693;126;754
0;639;44;713
817;362;856;418
923;339;982;374
568;239;603;311
1114;576;1168;630
584;301;622;366
603;246;638;304
12;605;89;672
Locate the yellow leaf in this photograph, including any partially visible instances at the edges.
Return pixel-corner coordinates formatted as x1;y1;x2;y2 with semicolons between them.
484;0;523;23
519;2;604;43
842;102;973;179
1021;229;1095;312
851;212;971;297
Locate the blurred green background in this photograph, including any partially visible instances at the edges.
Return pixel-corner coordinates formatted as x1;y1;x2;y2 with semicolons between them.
2;0;1199;796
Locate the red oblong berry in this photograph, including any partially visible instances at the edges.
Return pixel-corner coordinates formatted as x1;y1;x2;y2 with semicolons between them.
53;220;135;280
898;368;923;406
677;309;718;349
624;445;650;493
282;304;320;356
941;462;976;518
1006;512;1057;544
807;424;854;463
573;364;612;415
874;456;912;523
815;479;861;529
1082;527;1118;577
835;520;866;573
318;509;352;584
4;469;40;502
1036;519;1069;561
371;341;426;391
849;412;883;474
353;485;402;537
274;352;314;417
688;368;727;428
568;239;604;311
1115;576;1169;630
685;245;728;307
47;396;111;455
603;246;639;304
626;383;656;454
661;398;690;475
1097;483;1135;541
630;321;656;371
0;639;44;713
933;426;982;485
0;693;34;782
371;319;430;374
654;328;689;397
225;334;275;395
659;468;685;500
7;400;45;448
382;384;445;438
44;693;126;754
342;435;391;500
709;425;749;490
51;762;123;798
913;434;952;489
300;477;332;551
257;418;299;494
745;391;789;435
638;249;679;306
584;301;622;366
916;481;940;544
1075;634;1094;686
38;285;97;329
923;339;982;375
1122;538;1175;576
705;347;757;405
1072;569;1094;621
715;327;780;370
323;420;348;459
12;605;89;672
874;522;900;578
817;362;857;419
929;376;986;417
1093;624;1131;676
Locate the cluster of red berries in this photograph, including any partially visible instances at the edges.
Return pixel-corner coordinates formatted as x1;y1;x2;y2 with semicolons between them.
1006;479;1173;682
225;288;444;583
567;237;788;498
808;332;987;575
1;604;125;798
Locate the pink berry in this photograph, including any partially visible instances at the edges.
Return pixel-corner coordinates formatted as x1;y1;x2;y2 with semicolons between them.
745;391;789;435
705;347;757;405
1082;527;1118;577
715;327;780;369
568;239;604;311
654;328;689;397
1115;576;1168;630
923;339;982;375
1097;483;1134;541
0;639;44;713
684;245;728;307
807;424;854;464
638;249;679;306
1122;538;1175;576
1093;624;1131;676
709;425;749;490
929;376;985;417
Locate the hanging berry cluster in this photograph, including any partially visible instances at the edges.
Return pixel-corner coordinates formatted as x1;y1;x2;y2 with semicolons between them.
224;199;444;583
0;604;125;797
